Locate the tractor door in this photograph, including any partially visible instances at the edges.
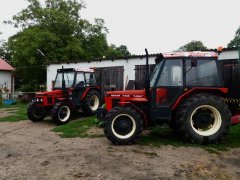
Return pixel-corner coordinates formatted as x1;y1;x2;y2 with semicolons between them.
151;59;184;123
72;72;86;106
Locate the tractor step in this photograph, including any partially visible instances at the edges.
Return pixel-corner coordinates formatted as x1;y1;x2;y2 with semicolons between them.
151;106;171;123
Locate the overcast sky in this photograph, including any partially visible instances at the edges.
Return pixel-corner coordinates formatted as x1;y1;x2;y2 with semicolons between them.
0;0;239;55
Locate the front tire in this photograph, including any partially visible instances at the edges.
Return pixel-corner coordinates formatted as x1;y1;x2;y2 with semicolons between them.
52;102;72;125
27;102;46;122
176;93;231;144
103;106;143;145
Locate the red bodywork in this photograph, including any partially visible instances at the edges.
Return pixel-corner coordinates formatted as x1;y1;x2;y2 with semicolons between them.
231;115;240;125
105;90;147;111
105;87;239;126
35;90;64;106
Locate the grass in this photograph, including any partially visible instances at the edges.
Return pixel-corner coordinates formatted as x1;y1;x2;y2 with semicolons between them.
138;125;240;153
52;116;103;138
0;103;28;122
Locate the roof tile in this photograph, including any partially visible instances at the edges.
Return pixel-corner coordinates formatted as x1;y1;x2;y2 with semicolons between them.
0;58;14;71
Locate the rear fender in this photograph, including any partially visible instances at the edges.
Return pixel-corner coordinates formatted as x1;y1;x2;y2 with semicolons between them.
80;87;100;100
171;88;228;110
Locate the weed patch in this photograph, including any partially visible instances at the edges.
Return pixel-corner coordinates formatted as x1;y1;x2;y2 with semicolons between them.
0;104;28;122
138;125;240;153
52;116;103;138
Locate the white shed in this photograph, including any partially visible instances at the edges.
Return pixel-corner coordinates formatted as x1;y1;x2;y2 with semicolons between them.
47;49;240;91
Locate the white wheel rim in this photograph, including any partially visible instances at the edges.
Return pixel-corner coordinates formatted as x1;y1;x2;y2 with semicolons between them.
90;95;99;111
190;105;222;136
58;106;71;122
111;114;136;139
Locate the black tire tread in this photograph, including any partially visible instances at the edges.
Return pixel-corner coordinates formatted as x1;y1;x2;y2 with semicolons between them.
176;93;231;144
52;102;71;125
27;102;45;122
103;106;143;145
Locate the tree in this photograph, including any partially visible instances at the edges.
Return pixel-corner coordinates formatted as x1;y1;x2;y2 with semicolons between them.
106;44;131;58
0;33;11;61
178;40;208;51
6;0;130;90
228;26;240;48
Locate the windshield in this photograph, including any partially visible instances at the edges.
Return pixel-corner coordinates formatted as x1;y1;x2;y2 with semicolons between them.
54;72;75;88
150;61;163;87
150;59;183;87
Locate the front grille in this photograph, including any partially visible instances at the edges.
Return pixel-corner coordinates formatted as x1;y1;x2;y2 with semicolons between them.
112;99;120;108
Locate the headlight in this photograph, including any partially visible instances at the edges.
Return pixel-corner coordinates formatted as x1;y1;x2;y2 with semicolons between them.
36;98;39;102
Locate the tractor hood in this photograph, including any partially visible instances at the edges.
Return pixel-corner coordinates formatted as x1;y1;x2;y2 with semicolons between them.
106;90;147;99
35;90;63;97
105;90;148;111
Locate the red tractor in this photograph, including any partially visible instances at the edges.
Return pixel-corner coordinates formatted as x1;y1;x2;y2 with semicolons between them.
27;67;101;124
98;49;240;145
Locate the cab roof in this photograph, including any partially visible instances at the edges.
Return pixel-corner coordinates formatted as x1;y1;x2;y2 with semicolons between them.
57;68;94;73
163;51;218;58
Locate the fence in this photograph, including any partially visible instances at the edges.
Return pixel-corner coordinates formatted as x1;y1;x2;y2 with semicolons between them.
0;92;36;103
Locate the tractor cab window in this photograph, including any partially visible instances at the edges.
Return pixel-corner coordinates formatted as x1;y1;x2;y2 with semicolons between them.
156;59;183;87
85;72;96;85
185;59;221;87
54;72;75;88
76;72;85;84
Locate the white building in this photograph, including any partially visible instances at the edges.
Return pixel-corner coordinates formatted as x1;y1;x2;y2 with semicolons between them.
0;58;15;92
47;49;240;91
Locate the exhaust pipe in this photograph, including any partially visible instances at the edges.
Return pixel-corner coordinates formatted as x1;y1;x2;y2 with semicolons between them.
145;49;150;98
62;66;67;96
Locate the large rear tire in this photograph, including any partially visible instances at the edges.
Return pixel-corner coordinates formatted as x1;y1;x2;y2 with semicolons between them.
52;102;72;125
103;106;143;145
83;90;101;115
27;102;46;122
176;93;231;144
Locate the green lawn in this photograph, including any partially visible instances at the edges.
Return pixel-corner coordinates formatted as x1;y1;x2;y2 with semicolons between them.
0;103;28;122
138;125;240;153
52;116;103;138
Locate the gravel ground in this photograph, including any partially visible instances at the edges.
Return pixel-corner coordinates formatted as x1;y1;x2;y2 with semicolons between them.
0;111;240;179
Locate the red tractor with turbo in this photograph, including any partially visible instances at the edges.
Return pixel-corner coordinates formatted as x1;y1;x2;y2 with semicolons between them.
98;49;240;145
27;67;101;124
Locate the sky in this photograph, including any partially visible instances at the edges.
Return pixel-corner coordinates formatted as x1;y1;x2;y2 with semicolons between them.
0;0;240;55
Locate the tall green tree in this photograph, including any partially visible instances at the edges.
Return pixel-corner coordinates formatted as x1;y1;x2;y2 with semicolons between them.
0;33;11;61
6;0;130;90
178;40;208;51
228;26;240;48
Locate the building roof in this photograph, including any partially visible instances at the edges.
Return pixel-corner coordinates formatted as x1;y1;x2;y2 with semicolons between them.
48;47;239;65
0;58;14;71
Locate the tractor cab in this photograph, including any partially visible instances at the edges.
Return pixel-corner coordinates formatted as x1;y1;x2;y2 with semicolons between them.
53;68;97;90
28;67;101;125
150;51;223;122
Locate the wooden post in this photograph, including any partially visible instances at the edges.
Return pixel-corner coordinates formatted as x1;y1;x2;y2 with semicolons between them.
0;90;2;105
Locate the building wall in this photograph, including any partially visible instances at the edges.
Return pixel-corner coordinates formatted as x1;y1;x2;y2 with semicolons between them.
219;50;239;60
47;50;239;91
47;56;156;91
0;71;14;92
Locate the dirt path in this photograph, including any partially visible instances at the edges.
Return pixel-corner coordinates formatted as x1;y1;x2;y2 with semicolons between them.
0;120;240;179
